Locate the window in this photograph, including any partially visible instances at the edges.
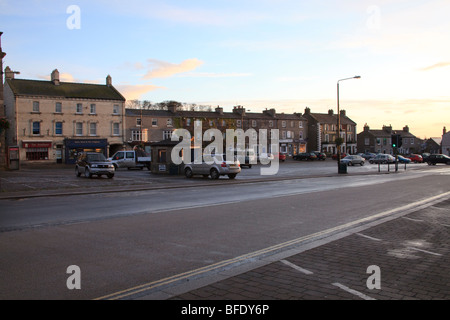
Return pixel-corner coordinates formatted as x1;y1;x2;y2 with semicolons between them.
158;150;167;163
287;131;292;138
136;118;141;127
282;131;287;139
55;122;63;135
33;101;40;112
55;102;62;113
90;104;96;114
269;120;273;128
112;123;120;136
131;130;148;141
282;121;286;128
222;120;226;127
75;122;83;136
237;120;242;128
89;122;97;136
299;121;303;128
152;118;158;127
26;148;48;160
76;103;83;113
365;138;370;145
291;121;294;128
126;151;134;159
209;120;214;126
163;130;173;140
167;118;173;127
113;104;120;114
299;131;303;139
252;120;257;127
410;138;414;144
32;122;40;135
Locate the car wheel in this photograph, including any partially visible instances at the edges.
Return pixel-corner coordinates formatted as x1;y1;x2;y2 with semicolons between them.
184;167;193;178
75;166;81;177
248;164;252;168
210;168;220;180
107;173;114;179
361;162;364;166
228;173;237;179
84;168;92;178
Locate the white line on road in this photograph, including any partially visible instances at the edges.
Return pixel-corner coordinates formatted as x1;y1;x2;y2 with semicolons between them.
280;259;313;275
356;233;382;241
332;282;376;300
402;217;424;222
407;247;442;256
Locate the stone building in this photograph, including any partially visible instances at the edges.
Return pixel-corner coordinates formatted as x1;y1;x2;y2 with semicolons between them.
125;105;308;157
302;107;357;155
3;68;126;164
357;124;423;155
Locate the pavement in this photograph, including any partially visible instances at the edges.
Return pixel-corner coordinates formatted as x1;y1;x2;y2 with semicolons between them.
1;162;449;302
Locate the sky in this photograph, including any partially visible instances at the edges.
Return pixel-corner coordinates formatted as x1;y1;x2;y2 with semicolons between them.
1;0;450;139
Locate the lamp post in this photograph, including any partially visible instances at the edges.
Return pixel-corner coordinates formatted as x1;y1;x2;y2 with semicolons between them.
337;76;360;172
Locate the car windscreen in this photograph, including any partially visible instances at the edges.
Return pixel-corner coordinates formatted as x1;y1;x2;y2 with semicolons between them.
87;153;107;162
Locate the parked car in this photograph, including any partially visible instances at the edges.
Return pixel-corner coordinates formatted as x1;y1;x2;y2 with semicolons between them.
397;155;411;164
369;154;395;164
340;155;365;166
293;152;317;161
272;152;287;162
406;154;423;163
422;153;431;162
108;149;151;170
361;152;376;160
426;154;450;165
184;154;241;179
234;150;253;168
75;152;115;178
331;153;347;160
313;151;327;161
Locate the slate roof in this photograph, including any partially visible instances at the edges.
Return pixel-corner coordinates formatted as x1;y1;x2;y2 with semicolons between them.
6;78;125;101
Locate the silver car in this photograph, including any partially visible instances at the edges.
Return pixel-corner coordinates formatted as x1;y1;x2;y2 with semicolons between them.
183;154;241;179
340;155;365;166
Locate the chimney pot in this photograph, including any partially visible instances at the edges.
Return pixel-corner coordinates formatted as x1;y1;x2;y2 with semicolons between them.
51;69;60;85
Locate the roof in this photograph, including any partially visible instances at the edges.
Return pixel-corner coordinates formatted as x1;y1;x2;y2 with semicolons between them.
307;112;356;126
6;78;125;101
126;108;307;120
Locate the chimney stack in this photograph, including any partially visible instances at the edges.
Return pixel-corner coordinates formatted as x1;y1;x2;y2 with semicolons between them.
106;75;112;86
444;126;447;135
51;69;60;85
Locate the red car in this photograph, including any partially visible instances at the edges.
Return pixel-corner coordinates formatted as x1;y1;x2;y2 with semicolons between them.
406;154;423;163
332;153;347;160
273;153;286;162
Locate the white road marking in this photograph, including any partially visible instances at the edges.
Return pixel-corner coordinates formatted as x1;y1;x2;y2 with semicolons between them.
356;233;382;241
280;260;313;275
332;282;376;300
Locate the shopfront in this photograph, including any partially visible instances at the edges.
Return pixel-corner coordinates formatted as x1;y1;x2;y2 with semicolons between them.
22;140;52;161
64;138;108;164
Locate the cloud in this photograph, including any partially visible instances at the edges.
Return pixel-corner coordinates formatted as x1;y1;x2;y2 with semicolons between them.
420;62;450;71
143;58;204;79
116;84;166;100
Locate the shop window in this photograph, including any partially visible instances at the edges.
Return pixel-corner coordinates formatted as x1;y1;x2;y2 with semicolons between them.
26;148;48;160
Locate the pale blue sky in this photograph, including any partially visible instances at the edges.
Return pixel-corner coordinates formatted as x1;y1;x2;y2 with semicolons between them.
2;0;450;138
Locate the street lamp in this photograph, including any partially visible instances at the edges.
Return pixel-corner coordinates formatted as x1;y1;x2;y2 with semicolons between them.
337;76;360;172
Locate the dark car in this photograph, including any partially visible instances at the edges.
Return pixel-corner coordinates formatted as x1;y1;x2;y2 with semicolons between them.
361;152;376;160
426;154;450;165
369;154;395;164
422;153;430;162
293;152;317;161
75;152;115;178
313;151;327;161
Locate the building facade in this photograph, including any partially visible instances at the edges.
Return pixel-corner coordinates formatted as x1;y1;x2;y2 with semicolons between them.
357;124;423;155
125;105;308;157
3;68;126;164
303;107;357;155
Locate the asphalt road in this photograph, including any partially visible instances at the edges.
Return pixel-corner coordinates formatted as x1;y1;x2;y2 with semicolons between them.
0;161;449;299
